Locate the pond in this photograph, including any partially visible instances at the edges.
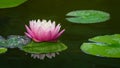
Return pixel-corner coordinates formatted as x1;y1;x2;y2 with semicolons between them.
0;0;120;68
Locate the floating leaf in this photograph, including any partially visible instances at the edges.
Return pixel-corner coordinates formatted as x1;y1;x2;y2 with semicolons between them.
81;43;120;58
66;10;110;24
21;41;68;54
0;0;27;8
0;35;31;48
0;48;7;54
80;34;120;58
89;34;120;46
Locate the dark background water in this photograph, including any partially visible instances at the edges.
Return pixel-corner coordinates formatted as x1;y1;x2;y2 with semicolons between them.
0;0;120;68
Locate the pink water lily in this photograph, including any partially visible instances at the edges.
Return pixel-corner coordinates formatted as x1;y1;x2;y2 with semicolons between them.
25;19;65;42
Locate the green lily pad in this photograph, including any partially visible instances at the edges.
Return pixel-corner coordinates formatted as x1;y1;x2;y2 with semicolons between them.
0;48;7;54
66;10;110;24
80;34;120;58
89;34;120;46
21;41;68;54
0;0;27;8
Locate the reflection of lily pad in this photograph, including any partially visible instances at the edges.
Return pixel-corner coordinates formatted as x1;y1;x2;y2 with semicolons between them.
0;0;27;8
21;41;68;54
0;48;7;54
66;10;110;24
80;34;120;58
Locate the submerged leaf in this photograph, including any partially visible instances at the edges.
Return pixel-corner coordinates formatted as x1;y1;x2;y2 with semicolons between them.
21;41;68;54
0;35;31;48
0;48;7;54
80;34;120;58
0;0;27;8
66;10;110;24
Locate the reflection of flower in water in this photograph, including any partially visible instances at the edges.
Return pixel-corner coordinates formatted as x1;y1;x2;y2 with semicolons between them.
31;52;59;60
24;19;66;60
25;19;65;42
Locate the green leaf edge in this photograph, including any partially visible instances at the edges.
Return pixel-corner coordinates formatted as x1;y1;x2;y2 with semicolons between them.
0;48;7;54
80;34;120;58
66;10;110;24
0;0;28;8
80;43;120;58
21;41;68;54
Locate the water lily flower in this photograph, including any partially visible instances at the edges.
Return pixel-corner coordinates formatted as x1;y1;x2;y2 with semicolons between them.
23;19;67;60
25;19;65;42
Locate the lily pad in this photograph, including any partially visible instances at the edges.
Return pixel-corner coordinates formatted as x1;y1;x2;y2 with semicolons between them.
0;35;31;48
0;0;27;8
66;10;110;24
89;34;120;46
81;43;120;58
80;34;120;58
21;41;68;54
0;48;7;54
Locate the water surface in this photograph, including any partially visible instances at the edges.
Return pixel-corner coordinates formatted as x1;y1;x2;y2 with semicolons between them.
0;0;120;68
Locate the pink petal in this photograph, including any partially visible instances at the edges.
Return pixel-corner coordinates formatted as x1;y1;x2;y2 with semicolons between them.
43;31;52;41
37;30;51;42
25;32;32;38
25;25;35;38
29;21;34;31
33;38;41;42
54;29;65;39
50;21;56;31
51;24;61;38
37;27;45;41
29;20;38;33
55;24;61;33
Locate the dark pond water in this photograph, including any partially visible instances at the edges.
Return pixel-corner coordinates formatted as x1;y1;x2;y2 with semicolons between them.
0;0;120;68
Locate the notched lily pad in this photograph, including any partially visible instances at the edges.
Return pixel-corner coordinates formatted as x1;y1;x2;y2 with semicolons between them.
66;10;110;24
21;41;68;54
89;34;120;46
0;0;28;8
80;34;120;58
0;48;7;54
